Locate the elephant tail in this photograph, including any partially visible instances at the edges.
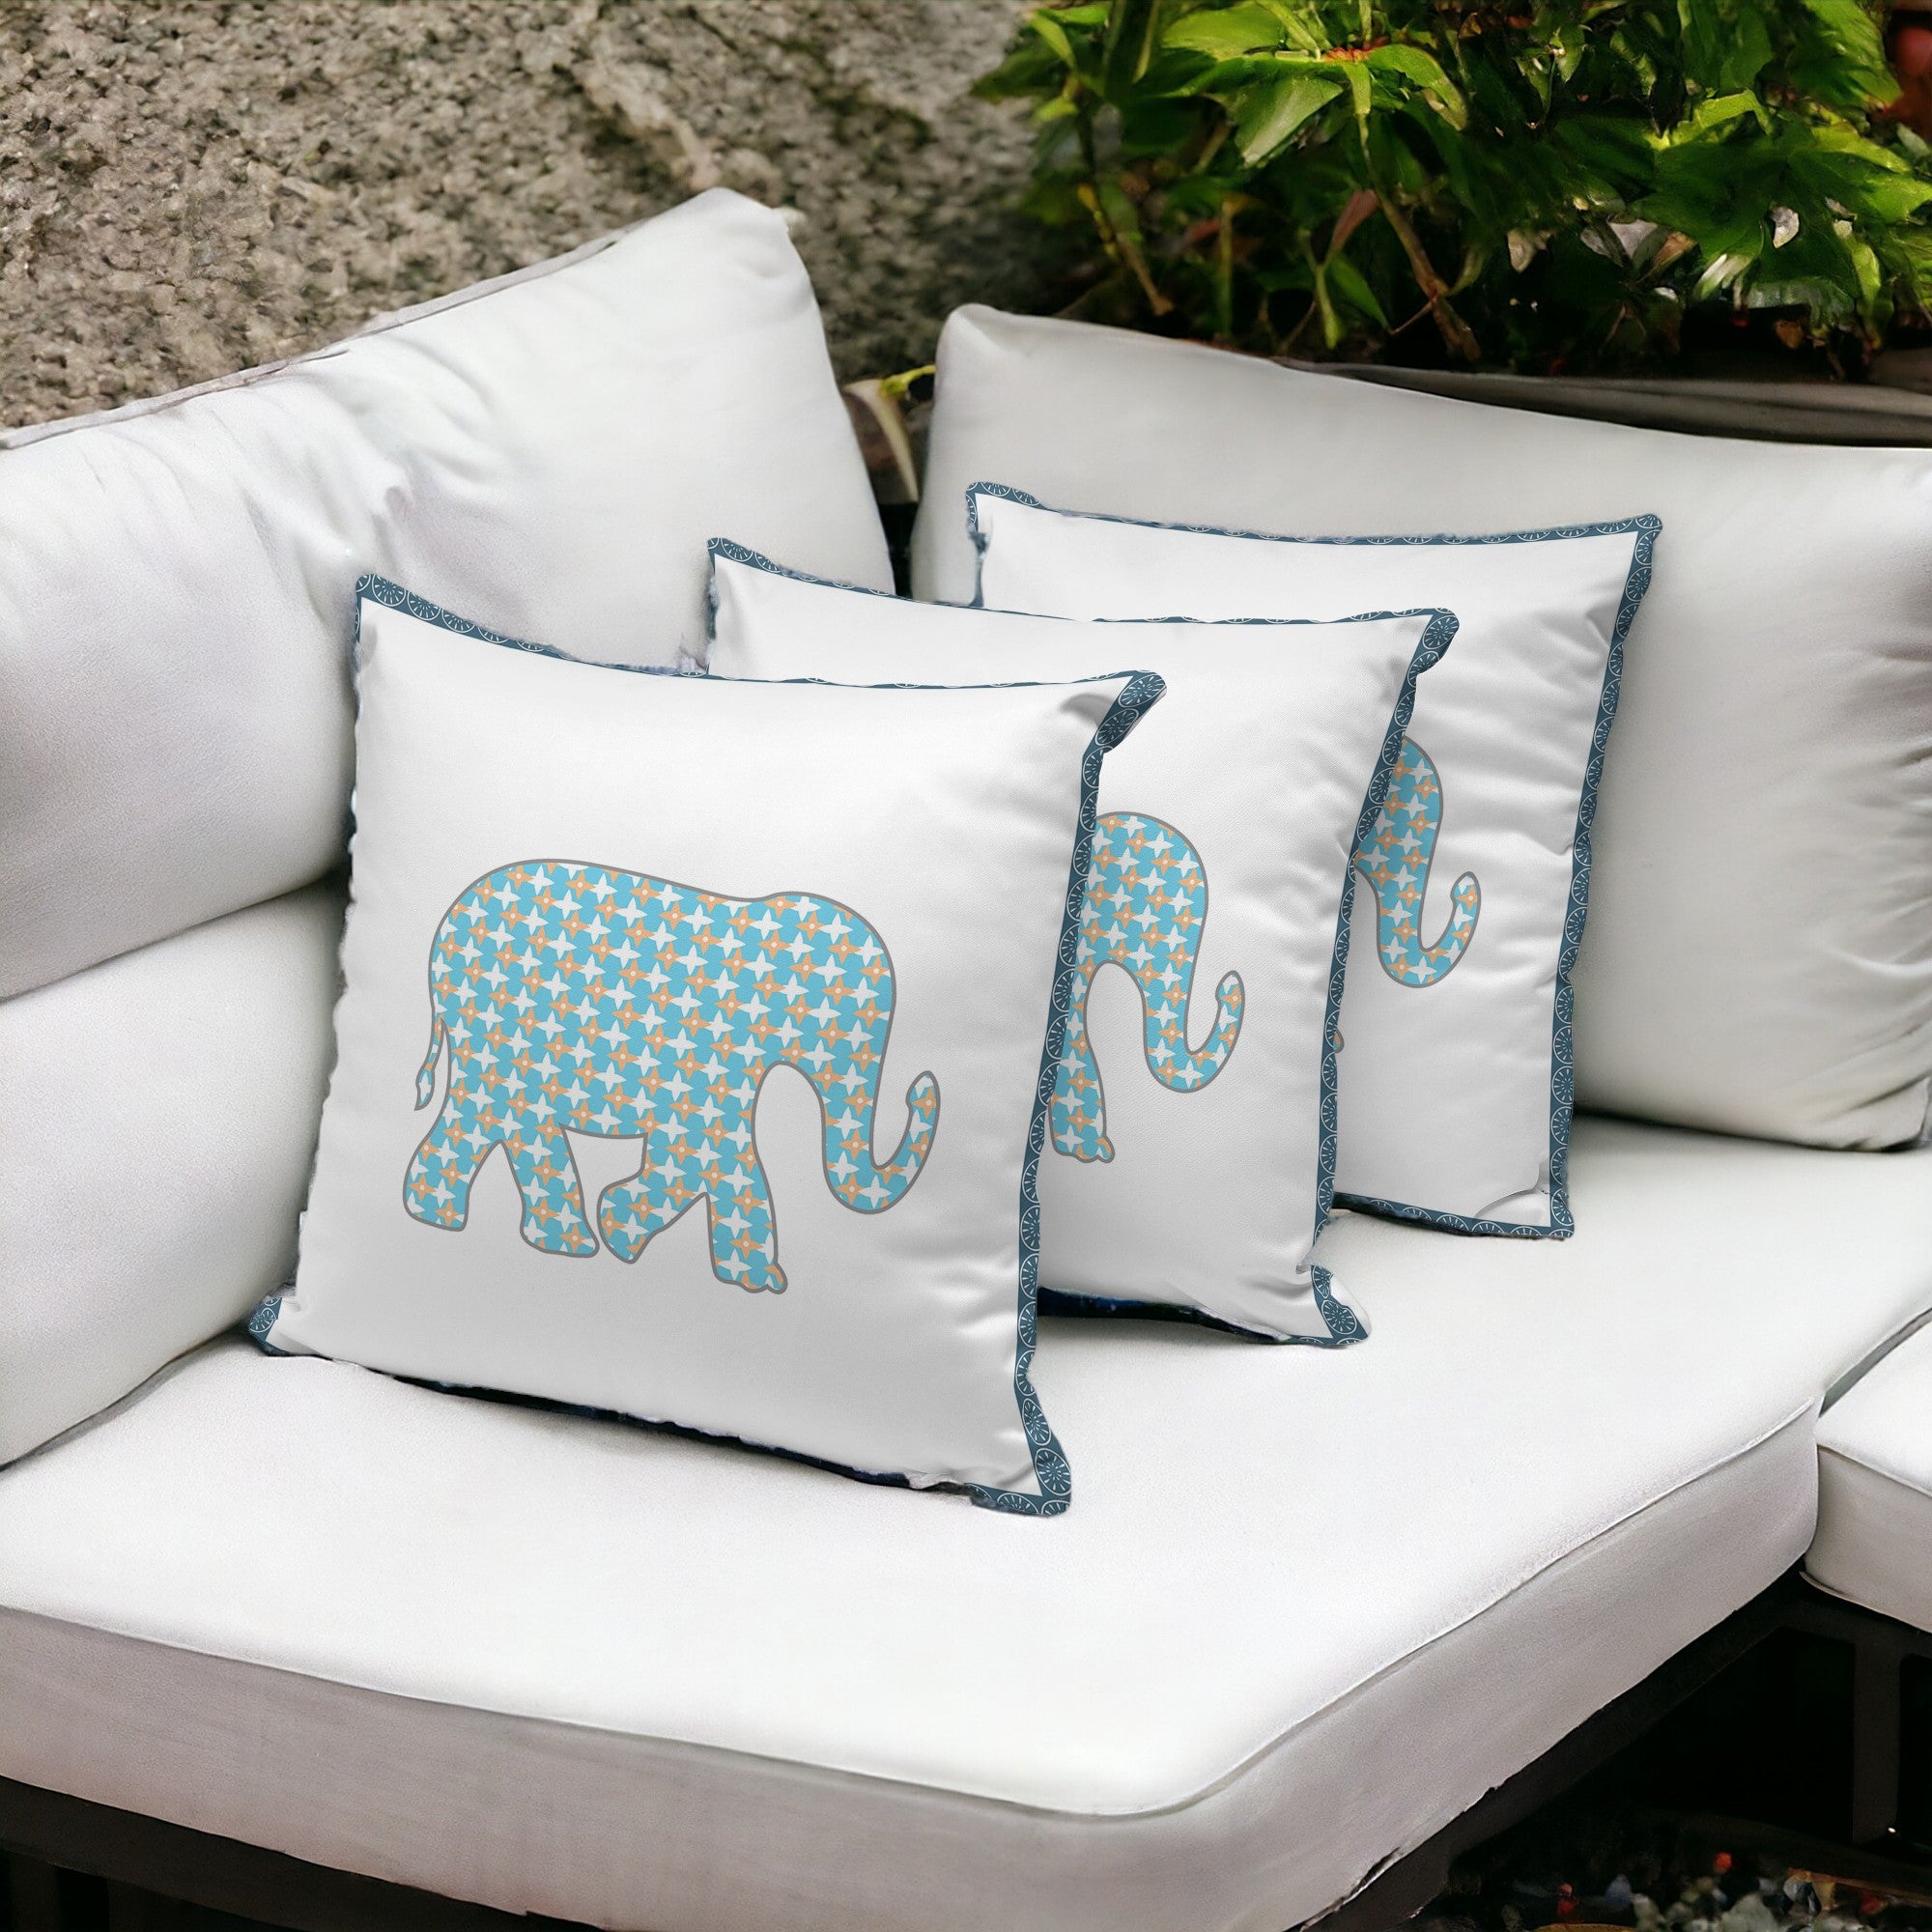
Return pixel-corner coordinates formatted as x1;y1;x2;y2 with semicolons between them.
823;1072;939;1214
413;1009;445;1110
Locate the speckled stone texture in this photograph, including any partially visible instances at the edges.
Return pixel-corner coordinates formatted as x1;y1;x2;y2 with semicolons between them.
0;0;1052;429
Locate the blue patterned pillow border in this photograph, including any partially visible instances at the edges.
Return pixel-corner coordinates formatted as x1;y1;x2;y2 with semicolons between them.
981;662;1165;1511
251;570;1167;1518
965;482;1662;1242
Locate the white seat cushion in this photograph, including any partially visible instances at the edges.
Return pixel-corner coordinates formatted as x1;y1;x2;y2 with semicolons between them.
1809;1319;1932;1633
4;1120;1930;1932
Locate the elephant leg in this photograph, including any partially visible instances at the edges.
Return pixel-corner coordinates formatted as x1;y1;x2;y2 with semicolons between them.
503;1122;598;1257
405;1104;486;1231
702;1147;785;1293
596;1128;703;1265
599;1133;784;1292
1051;966;1113;1163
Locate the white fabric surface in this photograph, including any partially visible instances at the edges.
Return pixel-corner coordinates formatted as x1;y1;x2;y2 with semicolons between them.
1;187;888;999
913;306;1932;1154
0;1416;1810;1932
0;886;341;1465
272;589;1151;1508
709;547;1448;1338
1809;1319;1932;1632
4;1122;1930;1931
966;487;1654;1236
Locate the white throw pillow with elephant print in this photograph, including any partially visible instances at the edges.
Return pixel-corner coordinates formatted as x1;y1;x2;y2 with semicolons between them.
965;485;1659;1240
256;578;1164;1515
708;545;1454;1343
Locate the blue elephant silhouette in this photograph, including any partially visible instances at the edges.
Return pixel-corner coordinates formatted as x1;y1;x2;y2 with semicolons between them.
1052;811;1243;1163
1354;738;1480;987
404;862;939;1292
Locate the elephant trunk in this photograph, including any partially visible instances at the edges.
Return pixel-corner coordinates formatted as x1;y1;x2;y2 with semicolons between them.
1139;965;1244;1092
1078;812;1244;1099
817;1070;939;1213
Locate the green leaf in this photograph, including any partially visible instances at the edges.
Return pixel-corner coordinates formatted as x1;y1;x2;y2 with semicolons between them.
975;0;1932;370
973;35;1073;101
1715;5;1775;95
1672;0;1775;97
1848;234;1884;305
1365;43;1467;129
1668;91;1769;144
1546;116;1656;201
1104;0;1163;92
1819;167;1932;225
1038;12;1080;61
1164;3;1289;60
1234;71;1345;163
1255;0;1329;55
1790;0;1900;109
1091;173;1174;315
1309;257;1343;347
1028;10;1079;69
1326;250;1389;327
1881;227;1932;307
1785;132;1932;221
1692;245;1759;300
1339;57;1372;126
1805;121;1918;170
1118;96;1210;154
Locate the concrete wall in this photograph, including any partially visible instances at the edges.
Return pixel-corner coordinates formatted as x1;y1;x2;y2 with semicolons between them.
1;0;1051;428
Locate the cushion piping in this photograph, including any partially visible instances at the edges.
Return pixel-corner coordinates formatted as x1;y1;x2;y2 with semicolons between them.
0;216;656;450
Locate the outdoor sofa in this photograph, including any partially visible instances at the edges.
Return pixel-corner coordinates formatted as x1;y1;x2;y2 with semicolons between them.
2;187;1930;1932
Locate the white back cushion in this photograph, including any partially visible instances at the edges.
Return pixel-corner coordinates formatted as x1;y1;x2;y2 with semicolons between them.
913;305;1932;1151
0;888;341;1464
1;188;888;1000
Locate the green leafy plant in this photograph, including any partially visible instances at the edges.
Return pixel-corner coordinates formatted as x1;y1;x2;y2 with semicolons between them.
976;0;1932;370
